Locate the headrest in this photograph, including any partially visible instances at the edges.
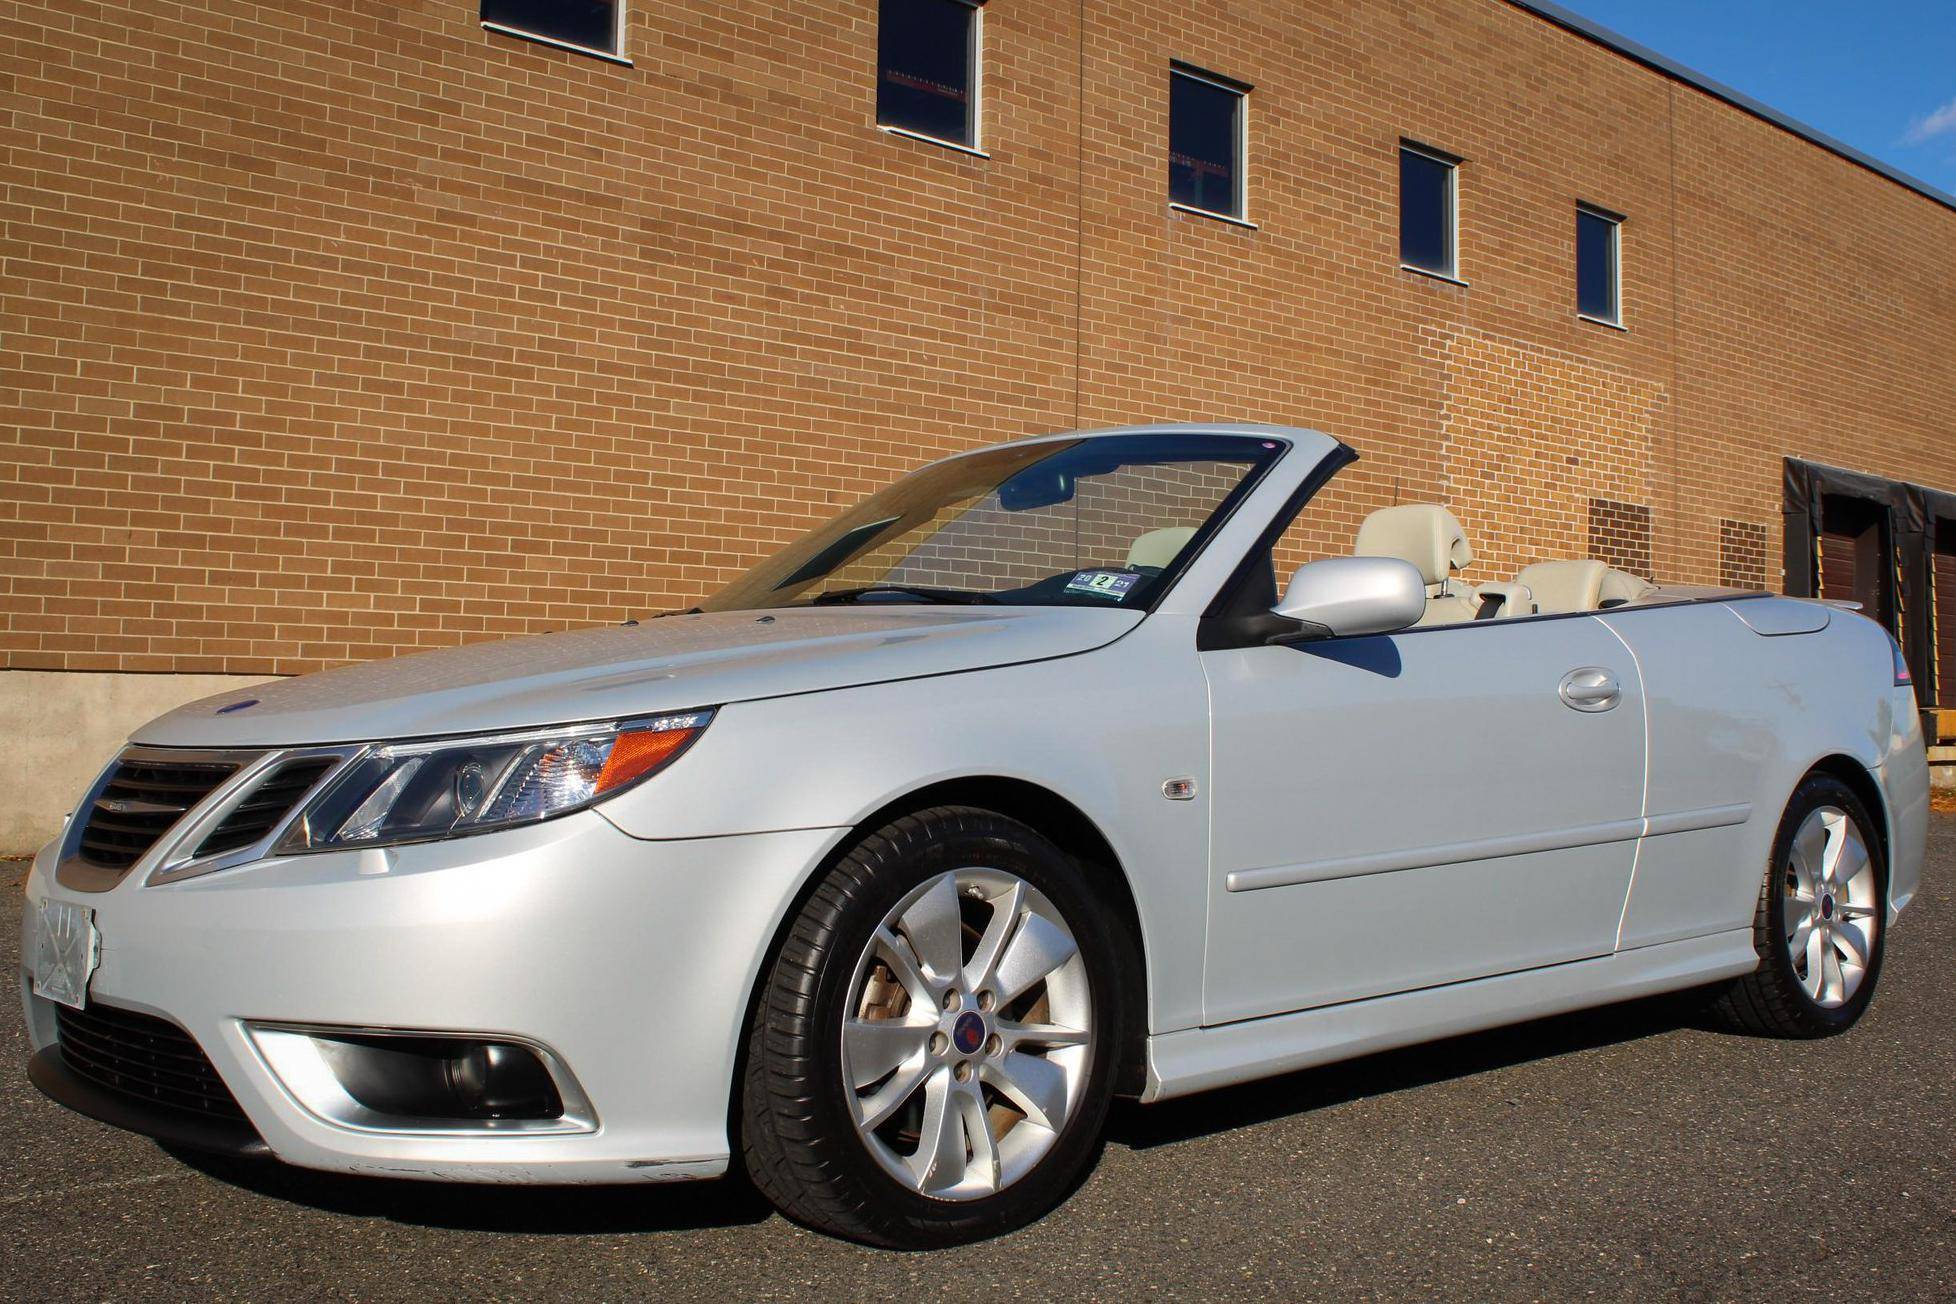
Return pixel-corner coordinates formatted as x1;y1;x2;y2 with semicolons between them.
1127;526;1197;570
1598;568;1655;606
1353;505;1473;586
1515;560;1607;614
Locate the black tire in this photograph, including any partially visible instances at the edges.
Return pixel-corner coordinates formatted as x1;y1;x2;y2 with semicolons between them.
739;806;1127;1248
1709;773;1887;1038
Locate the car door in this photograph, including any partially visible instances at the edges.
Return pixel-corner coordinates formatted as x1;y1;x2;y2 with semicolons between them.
1199;616;1646;1026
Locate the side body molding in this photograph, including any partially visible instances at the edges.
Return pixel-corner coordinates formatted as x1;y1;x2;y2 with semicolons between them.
1226;804;1751;893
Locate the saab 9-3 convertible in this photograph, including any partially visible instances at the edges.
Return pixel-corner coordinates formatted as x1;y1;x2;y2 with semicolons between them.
23;425;1925;1246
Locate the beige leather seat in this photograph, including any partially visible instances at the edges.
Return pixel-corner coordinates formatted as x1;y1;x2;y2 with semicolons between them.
1515;560;1607;614
1599;568;1656;607
1353;504;1479;626
1127;525;1197;571
1515;560;1655;614
1472;580;1536;619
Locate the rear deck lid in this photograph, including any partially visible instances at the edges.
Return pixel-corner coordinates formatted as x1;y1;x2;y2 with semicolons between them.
1727;596;1832;636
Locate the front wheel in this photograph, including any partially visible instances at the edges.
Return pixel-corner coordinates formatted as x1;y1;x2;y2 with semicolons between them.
1710;773;1887;1038
739;807;1126;1247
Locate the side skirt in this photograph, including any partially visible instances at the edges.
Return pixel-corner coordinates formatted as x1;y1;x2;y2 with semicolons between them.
1142;930;1758;1102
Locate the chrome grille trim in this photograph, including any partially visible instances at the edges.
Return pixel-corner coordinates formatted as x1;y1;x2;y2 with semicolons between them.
74;757;238;873
192;756;341;860
55;743;366;892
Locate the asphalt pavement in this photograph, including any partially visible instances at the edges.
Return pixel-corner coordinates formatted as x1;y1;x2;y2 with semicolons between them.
5;820;1954;1301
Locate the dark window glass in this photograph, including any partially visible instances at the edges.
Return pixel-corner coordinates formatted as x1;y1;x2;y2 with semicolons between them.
878;0;977;146
482;0;618;55
1169;69;1244;217
1399;146;1455;275
1577;208;1620;321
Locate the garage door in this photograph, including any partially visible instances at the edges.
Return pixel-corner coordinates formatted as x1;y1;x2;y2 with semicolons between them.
1935;526;1956;711
1817;495;1892;624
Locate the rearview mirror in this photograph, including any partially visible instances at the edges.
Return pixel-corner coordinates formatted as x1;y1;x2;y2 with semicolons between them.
998;467;1076;511
1271;556;1425;641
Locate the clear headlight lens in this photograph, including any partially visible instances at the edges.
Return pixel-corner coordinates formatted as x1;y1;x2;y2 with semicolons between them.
277;711;714;853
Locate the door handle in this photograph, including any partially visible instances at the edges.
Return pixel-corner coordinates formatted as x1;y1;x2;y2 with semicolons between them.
1559;666;1621;712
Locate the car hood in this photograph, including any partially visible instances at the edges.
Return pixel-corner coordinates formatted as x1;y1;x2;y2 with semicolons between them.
133;606;1144;748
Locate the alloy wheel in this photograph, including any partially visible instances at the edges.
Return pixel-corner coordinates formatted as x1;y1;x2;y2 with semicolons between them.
841;867;1094;1201
1782;805;1880;1008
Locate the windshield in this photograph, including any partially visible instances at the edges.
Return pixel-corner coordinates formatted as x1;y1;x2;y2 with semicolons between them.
698;433;1285;612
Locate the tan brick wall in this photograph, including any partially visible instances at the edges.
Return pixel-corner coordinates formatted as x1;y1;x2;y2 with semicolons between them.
1438;330;1663;582
1719;518;1770;591
3;0;1953;674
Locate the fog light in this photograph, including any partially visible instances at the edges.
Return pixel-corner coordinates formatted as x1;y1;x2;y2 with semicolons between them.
322;1034;564;1121
248;1024;591;1134
442;1041;561;1119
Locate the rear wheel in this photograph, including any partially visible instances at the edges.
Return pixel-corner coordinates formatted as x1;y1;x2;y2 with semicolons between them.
1711;773;1886;1038
739;806;1125;1247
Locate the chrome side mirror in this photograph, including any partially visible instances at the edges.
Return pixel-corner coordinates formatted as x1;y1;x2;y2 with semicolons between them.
1271;556;1426;641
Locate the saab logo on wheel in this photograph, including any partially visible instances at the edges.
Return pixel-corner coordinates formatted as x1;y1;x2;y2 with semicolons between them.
952;1011;985;1055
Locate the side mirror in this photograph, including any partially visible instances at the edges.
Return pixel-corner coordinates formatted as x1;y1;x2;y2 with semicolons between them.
1271;556;1426;641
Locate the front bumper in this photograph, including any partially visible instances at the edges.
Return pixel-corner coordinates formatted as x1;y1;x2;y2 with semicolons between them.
20;811;842;1183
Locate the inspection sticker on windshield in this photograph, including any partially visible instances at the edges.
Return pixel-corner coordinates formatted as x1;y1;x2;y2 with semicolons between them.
1065;570;1139;601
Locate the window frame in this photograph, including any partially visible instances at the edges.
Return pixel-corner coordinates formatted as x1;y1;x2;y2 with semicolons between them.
1198;452;1733;651
875;0;987;158
1398;141;1463;284
1167;62;1253;227
698;433;1291;617
481;0;630;64
1576;202;1626;329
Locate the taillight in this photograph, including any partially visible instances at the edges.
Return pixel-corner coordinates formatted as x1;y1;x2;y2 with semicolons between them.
1892;637;1912;687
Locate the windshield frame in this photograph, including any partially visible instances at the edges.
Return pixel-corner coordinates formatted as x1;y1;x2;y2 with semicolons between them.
695;431;1294;616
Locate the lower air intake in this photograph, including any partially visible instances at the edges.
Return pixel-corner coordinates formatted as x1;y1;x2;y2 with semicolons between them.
55;1002;247;1122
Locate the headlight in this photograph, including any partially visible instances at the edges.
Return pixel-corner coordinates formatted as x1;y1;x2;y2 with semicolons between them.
276;711;714;853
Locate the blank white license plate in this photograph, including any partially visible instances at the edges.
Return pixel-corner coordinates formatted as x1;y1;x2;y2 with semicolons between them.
31;899;99;1011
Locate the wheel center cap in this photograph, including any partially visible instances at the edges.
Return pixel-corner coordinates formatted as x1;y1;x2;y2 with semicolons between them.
1820;894;1836;920
951;1011;986;1056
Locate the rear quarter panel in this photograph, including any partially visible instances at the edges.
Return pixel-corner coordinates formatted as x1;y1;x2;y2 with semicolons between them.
1601;598;1925;949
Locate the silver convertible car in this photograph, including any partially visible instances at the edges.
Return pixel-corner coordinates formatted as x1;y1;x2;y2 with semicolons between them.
21;425;1928;1247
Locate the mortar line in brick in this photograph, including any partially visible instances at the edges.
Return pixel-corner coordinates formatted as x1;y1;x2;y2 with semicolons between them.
1665;80;1683;581
1073;0;1087;431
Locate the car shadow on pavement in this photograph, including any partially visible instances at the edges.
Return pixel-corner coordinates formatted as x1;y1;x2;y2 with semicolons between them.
1107;988;1714;1151
158;989;1712;1232
163;1147;774;1235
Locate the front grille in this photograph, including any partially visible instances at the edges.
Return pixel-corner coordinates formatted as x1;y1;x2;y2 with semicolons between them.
55;1002;247;1122
76;758;238;870
194;758;335;858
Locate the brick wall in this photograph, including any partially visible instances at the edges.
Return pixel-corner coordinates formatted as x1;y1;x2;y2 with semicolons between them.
4;0;1953;674
1718;517;1770;592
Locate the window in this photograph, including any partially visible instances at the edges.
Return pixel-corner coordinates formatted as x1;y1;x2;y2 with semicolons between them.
697;434;1282;613
1576;205;1623;324
1169;65;1248;221
1399;143;1459;278
481;0;623;60
1211;466;1667;640
877;0;981;150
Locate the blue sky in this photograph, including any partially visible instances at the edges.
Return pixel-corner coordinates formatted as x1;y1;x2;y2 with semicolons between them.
1556;1;1956;196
